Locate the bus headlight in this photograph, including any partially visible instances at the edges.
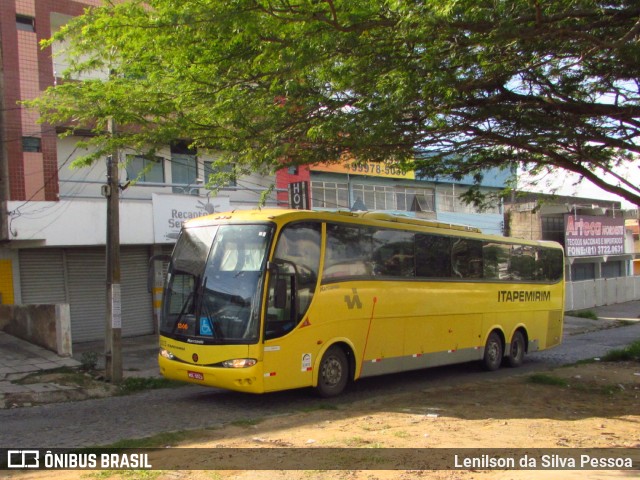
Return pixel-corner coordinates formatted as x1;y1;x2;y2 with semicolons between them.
160;348;175;360
221;358;257;368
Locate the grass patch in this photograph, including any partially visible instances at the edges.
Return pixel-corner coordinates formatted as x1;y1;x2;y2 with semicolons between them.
231;418;264;427
100;431;190;449
84;471;162;479
345;436;372;446
527;373;569;387
299;403;339;413
117;377;183;394
570;358;598;366
602;340;640;362
566;309;599;320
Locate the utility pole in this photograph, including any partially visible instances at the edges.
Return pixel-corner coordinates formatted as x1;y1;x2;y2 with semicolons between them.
104;117;122;383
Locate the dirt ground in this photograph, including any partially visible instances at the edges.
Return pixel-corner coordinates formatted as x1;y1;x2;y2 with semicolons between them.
5;360;640;480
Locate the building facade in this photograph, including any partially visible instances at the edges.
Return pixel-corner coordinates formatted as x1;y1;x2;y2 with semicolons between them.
276;163;508;235
504;194;636;281
0;0;277;342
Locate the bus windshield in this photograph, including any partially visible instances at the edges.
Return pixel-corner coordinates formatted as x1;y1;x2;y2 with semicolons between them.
160;224;273;344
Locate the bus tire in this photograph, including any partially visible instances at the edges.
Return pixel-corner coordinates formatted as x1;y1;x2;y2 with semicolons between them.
482;331;503;371
316;345;349;398
507;331;526;368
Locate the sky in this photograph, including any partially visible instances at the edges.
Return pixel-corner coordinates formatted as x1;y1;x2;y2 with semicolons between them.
518;161;640;210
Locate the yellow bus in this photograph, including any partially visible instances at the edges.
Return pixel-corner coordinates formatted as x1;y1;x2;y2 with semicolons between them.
158;209;564;397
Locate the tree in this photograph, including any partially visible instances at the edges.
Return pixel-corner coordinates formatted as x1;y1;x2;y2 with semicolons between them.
30;0;640;206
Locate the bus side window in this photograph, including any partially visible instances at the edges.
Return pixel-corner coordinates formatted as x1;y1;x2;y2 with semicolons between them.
415;234;452;278
323;224;373;279
483;243;511;280
537;248;563;281
451;239;484;279
508;245;537;281
372;229;415;278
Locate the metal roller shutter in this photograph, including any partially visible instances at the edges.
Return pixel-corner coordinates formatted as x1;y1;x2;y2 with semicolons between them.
120;246;154;336
66;249;105;342
21;247;154;343
19;249;67;304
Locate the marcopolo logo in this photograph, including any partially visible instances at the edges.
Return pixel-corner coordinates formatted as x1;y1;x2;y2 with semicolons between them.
344;288;363;309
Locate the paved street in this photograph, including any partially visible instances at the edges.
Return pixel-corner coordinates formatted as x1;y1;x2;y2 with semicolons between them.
1;310;639;449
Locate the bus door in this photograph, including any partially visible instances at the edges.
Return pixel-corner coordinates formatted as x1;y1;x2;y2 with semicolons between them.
262;222;322;392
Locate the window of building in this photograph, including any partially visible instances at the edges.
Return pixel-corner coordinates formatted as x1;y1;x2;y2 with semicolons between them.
311;181;349;209
602;261;624;279
204;161;236;187
125;155;164;183
171;154;198;194
542;216;565;244
437;186;501;214
21;137;41;153
351;184;395;210
571;262;595;281
16;15;35;32
396;187;435;212
170;141;198;194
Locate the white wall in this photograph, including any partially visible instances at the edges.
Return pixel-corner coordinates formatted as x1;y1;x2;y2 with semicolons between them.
566;277;640;311
6;199;154;245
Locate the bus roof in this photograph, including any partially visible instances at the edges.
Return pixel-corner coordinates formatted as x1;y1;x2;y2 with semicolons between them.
186;208;480;232
185;208;562;249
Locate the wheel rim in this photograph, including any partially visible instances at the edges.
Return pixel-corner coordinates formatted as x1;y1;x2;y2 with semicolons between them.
322;355;343;387
487;342;500;364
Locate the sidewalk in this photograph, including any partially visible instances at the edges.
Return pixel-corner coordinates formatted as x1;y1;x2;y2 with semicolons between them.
0;333;160;408
1;301;638;408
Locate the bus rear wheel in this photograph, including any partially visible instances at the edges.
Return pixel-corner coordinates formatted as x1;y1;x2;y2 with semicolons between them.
507;331;526;368
482;331;503;371
316;345;349;398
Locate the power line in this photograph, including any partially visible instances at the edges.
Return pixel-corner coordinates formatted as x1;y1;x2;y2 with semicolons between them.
7;142;84;236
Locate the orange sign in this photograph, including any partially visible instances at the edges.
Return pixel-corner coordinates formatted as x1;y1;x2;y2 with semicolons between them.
311;160;415;180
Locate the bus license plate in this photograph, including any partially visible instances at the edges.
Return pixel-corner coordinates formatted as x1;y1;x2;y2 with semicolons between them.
188;371;204;381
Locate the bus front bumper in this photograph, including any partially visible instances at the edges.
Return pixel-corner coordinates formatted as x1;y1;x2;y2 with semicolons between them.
158;355;264;394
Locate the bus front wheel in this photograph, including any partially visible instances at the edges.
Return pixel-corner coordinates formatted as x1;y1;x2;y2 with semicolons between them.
482;331;503;371
316;345;349;398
